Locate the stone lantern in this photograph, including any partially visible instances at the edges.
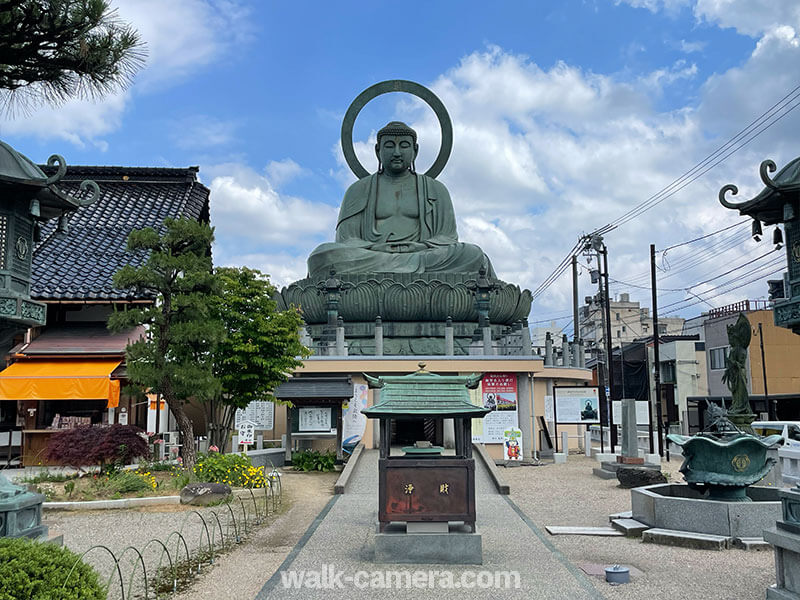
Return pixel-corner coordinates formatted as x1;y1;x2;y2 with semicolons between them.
0;141;98;327
719;157;800;335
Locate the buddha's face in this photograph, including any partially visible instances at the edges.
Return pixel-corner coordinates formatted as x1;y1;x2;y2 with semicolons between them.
377;134;417;176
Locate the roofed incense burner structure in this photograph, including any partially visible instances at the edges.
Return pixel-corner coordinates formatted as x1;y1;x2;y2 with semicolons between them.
362;364;489;564
277;80;531;355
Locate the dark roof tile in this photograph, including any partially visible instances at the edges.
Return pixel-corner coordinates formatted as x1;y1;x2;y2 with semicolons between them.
32;166;210;301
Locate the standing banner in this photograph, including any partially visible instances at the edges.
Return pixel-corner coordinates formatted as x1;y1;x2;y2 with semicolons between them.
342;383;368;447
480;373;519;444
503;427;522;461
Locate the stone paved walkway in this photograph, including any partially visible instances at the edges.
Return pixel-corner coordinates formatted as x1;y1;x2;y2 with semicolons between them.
255;450;603;600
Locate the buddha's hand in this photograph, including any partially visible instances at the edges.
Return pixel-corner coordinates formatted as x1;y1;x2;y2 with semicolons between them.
370;242;427;253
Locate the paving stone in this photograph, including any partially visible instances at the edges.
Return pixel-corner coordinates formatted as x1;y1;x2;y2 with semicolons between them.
731;537;772;551
611;518;650;537
642;528;730;550
545;525;625;536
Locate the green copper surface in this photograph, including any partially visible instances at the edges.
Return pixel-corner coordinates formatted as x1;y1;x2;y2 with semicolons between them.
362;365;488;418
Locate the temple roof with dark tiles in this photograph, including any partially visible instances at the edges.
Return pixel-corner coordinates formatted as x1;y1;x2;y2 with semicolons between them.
32;165;210;301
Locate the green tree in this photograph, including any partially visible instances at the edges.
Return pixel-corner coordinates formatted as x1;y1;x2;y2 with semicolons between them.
0;0;146;113
109;218;223;470
206;267;309;452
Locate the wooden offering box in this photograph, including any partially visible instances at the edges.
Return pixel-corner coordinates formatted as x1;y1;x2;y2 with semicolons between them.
362;364;489;533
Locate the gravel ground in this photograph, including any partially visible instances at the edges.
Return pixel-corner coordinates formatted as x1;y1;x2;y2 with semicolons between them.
43;472;338;599
508;454;776;600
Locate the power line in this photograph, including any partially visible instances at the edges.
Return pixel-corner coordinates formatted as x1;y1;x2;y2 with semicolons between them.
532;81;800;303
660;220;748;253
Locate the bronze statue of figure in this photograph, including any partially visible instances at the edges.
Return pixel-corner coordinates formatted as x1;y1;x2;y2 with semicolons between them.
722;313;752;415
307;119;495;279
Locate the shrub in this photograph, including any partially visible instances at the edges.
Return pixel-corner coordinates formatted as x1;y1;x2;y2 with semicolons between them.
109;471;149;494
292;449;336;472
0;537;106;600
46;425;149;471
193;452;267;488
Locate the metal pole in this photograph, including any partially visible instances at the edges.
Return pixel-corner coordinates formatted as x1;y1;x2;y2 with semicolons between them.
650;244;664;458
572;254;579;344
601;246;617;450
758;322;774;419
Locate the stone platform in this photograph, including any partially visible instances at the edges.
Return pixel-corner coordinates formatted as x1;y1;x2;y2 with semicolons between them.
593;460;660;480
374;523;482;565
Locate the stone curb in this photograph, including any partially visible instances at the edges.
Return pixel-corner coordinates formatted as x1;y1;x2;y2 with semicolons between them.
334;442;364;494
473;442;510;494
43;488;260;511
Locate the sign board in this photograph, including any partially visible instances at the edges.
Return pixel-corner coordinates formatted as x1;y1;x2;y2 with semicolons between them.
554;386;600;424
475;373;518;444
298;407;331;432
238;420;255;445
117;409;128;426
235;401;275;430
544;395;554;422
503;427;522;461
342;384;368;446
612;400;651;426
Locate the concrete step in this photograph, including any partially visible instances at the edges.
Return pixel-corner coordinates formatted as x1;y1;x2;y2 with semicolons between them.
642;528;729;550
608;510;633;522
545;526;625;536
731;537;772;551
611;518;649;537
592;468;617;480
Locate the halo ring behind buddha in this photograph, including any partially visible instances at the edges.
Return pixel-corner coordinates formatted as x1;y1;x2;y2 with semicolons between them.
341;79;453;180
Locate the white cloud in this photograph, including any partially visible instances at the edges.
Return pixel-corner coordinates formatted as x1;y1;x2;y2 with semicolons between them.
265;159;307;188
679;39;707;53
1;0;251;147
171;115;239;150
207;162;337;280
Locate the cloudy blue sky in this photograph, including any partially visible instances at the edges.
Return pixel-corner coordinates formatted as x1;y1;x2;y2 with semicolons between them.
3;0;800;333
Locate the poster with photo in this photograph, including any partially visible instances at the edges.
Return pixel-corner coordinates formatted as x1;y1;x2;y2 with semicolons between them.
342;383;368;446
554;386;600;424
480;373;519;443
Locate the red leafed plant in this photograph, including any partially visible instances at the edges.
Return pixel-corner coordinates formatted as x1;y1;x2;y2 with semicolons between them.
46;425;149;471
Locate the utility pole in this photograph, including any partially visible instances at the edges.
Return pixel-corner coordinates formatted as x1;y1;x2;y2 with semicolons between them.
757;322;773;420
650;243;664;457
572;254;579;347
600;243;617;449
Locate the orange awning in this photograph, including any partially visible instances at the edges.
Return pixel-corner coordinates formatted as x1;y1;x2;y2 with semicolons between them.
0;359;122;407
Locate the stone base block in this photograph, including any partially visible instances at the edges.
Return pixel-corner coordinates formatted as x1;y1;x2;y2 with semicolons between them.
768;585;800;599
554;453;567;464
617;456;645;465
611;518;649;537
592;468;617;480
600;461;660;473
731;537;771;551
642;528;729;550
594;453;619;463
645;453;660;465
374;530;482;565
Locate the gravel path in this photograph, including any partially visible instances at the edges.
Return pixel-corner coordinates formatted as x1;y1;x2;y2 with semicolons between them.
509;454;775;600
43;473;337;599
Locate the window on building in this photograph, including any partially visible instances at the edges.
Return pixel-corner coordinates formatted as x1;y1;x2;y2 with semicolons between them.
658;324;667;334
616;312;620;320
622;326;626;333
709;347;728;370
616;330;621;338
661;361;676;384
643;324;649;332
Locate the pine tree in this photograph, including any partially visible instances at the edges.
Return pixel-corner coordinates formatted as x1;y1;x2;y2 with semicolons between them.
109;218;223;470
0;0;145;113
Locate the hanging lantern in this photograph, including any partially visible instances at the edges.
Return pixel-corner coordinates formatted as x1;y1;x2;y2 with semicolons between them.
752;219;763;241
774;226;784;249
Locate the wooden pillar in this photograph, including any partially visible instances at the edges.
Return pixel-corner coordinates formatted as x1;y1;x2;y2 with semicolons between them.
285;408;293;464
465;419;473;458
379;419;389;458
336;405;343;461
454;417;464;458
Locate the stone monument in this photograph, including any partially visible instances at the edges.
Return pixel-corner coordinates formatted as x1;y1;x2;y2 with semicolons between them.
276;81;531;355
